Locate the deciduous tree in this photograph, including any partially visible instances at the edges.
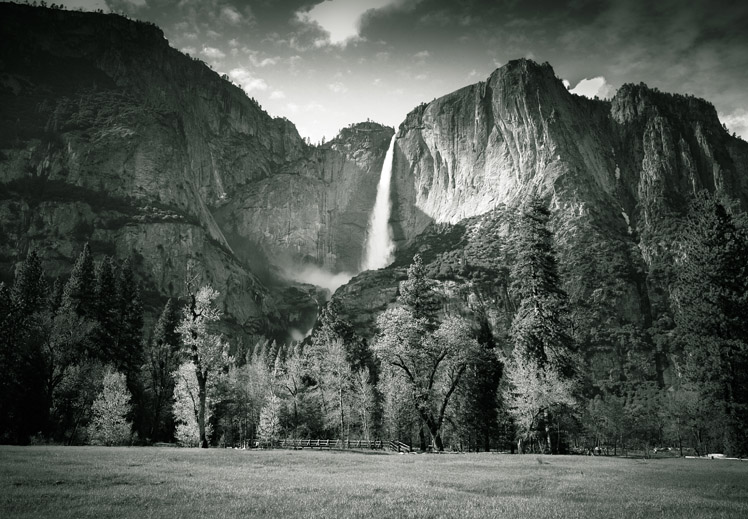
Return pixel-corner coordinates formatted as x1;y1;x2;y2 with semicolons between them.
88;368;132;446
177;278;228;448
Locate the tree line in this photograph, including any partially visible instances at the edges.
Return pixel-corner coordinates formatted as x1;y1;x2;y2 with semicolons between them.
1;190;746;456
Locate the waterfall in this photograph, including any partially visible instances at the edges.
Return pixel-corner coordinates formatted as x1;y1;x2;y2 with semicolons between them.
362;135;397;270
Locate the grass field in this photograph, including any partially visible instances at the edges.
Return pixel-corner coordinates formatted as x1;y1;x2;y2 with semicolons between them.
1;447;747;518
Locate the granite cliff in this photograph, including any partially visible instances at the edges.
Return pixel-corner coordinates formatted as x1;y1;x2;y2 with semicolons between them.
390;59;748;243
0;4;391;340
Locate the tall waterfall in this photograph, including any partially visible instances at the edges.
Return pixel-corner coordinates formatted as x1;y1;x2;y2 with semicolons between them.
362;135;397;270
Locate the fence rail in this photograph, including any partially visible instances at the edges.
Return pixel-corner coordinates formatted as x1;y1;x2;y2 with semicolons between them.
250;439;385;450
388;440;412;453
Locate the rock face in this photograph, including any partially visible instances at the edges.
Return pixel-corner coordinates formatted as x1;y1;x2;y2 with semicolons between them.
390;60;748;245
214;122;394;276
0;4;390;339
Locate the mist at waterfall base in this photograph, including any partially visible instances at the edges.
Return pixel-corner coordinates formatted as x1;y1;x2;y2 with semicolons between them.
362;135;397;271
281;264;353;295
278;264;350;343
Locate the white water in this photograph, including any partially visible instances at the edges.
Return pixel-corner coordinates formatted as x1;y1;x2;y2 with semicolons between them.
362;135;397;270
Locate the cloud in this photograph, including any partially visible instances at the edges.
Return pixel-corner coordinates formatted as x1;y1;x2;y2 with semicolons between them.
328;81;348;93
221;6;242;25
304;102;326;112
270;90;286;100
181;46;197;55
250;56;280;68
296;0;398;46
206;30;221;39
413;50;430;60
228;67;268;93
201;46;226;60
570;76;616;100
286;103;300;113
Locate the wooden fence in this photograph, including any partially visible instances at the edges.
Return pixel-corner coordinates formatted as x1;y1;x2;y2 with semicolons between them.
249;439;413;452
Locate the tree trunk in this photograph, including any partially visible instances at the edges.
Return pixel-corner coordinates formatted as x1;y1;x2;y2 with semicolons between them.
434;433;444;452
197;369;208;448
339;385;345;443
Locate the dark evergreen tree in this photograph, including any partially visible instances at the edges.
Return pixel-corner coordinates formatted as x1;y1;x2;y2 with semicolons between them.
510;196;574;372
94;256;120;361
116;258;143;374
61;243;96;319
0;282;11;348
452;312;503;451
398;253;440;325
671;192;748;455
48;277;64;316
115;257;145;439
0;252;49;443
146;298;181;441
507;196;578;454
11;249;46;319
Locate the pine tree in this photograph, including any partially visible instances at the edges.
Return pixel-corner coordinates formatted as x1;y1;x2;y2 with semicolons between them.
12;249;46;319
506;196;578;453
61;244;96;318
87;368;132;446
116;258;143;374
94;256;120;360
399;253;439;325
452;312;503;451
510;196;573;372
0;282;11;348
48;277;64;316
671;192;748;455
146;299;181;441
1;251;49;443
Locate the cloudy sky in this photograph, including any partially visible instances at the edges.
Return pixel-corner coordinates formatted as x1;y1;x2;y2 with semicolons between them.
53;0;748;143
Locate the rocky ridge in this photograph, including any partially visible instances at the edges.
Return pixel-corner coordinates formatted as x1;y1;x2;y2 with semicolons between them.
0;4;391;340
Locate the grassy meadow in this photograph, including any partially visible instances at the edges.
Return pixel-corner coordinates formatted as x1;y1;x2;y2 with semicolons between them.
1;446;747;518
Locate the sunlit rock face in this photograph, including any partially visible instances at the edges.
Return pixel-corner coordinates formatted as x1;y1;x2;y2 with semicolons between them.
391;59;748;245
